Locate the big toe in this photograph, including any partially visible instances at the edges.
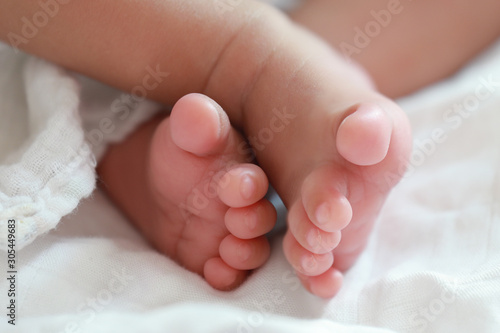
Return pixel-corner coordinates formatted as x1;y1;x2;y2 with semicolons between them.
170;93;231;156
336;103;393;166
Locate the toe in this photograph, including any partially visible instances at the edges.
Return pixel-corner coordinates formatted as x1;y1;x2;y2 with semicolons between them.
218;164;269;208
297;267;343;298
219;234;271;270
204;257;247;291
301;166;353;233
225;199;276;239
336;103;393;166
170;93;230;156
288;201;341;254
283;230;333;276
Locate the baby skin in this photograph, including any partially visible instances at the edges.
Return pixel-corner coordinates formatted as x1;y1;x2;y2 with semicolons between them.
102;72;410;297
1;1;412;297
100;40;411;298
99;93;278;290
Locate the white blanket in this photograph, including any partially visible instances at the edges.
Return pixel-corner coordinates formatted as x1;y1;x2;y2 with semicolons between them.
1;36;500;333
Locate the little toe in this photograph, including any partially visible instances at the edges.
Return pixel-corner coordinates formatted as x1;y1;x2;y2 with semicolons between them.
301;166;353;233
283;230;333;276
170;93;230;156
288;201;341;254
331;249;365;272
225;199;276;239
336;103;393;166
297;267;344;298
219;234;270;270
218;164;269;208
204;257;247;291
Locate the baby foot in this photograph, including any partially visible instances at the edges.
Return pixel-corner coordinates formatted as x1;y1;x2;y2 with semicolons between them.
281;100;410;298
99;93;276;291
237;30;412;298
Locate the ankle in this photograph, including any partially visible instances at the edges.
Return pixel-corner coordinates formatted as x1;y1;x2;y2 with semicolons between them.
203;2;292;129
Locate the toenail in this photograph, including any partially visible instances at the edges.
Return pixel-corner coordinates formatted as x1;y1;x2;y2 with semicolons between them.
307;229;322;250
315;203;331;226
237;243;251;262
301;255;317;272
243;212;257;231
240;174;255;200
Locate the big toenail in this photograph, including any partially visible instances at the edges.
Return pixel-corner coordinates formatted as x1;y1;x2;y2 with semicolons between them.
240;174;255;200
237;243;251;262
315;203;331;225
301;255;317;272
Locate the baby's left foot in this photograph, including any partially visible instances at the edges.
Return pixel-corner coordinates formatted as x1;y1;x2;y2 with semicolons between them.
98;93;276;290
228;22;413;298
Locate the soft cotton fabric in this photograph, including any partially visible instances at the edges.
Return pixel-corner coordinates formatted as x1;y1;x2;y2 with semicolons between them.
0;44;160;251
0;45;96;250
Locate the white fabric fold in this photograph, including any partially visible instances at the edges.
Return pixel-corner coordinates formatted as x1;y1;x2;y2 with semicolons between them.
0;43;160;250
0;46;95;250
